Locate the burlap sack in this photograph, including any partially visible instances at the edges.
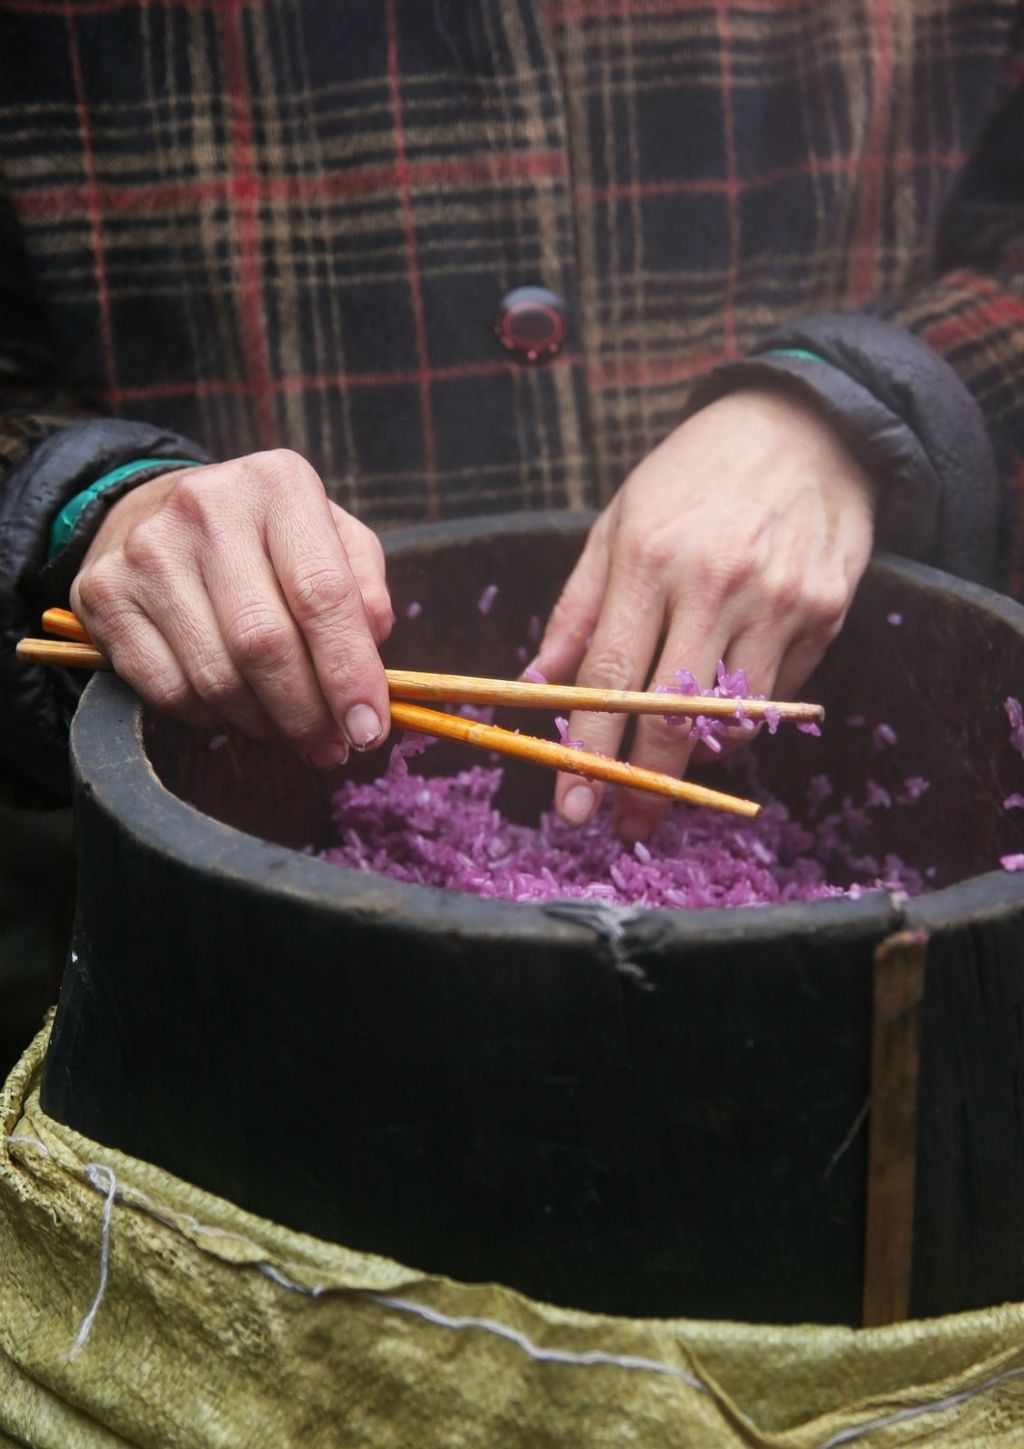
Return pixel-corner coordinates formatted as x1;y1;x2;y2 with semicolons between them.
2;1021;1023;1447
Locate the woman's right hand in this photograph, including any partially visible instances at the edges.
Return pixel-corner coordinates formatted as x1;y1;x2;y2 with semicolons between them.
71;449;394;768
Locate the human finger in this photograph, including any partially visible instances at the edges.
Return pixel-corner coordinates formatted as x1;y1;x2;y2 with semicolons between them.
609;612;737;840
133;579;285;741
200;540;354;767
328;503;395;646
266;490;390;753
529;511;613;684
71;588;248;732
770;631;832;706
550;547;666;826
72;550;278;738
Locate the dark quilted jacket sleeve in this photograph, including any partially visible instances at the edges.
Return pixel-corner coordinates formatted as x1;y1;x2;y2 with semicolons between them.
689;314;1001;587
879;75;1024;594
690;69;1024;596
0;175;208;809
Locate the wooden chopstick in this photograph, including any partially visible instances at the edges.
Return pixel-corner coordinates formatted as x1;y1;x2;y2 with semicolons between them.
18;629;761;818
42;607;90;643
383;669;821;723
17;637;109;670
40;609;823;725
387;700;760;818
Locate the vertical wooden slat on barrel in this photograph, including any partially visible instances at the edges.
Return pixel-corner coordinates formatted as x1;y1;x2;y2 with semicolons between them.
862;928;927;1326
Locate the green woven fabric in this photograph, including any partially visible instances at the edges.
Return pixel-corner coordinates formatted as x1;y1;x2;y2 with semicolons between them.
3;1021;1024;1448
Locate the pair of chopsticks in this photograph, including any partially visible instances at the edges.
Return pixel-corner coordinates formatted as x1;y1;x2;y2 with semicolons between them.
17;608;823;819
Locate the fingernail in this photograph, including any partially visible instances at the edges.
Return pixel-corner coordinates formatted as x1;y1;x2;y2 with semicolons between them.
306;739;350;770
562;783;596;825
344;703;383;750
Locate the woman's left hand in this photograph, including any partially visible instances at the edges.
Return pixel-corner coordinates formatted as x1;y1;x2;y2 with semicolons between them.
530;387;877;839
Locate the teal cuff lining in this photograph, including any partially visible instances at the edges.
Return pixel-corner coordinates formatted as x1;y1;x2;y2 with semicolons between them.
759;347;835;368
48;458;202;559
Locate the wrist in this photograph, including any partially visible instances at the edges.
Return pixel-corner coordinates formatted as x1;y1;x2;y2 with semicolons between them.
48;457;204;560
687;312;998;583
695;386;878;503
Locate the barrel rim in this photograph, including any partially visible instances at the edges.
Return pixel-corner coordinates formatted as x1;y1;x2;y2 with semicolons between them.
69;520;1024;945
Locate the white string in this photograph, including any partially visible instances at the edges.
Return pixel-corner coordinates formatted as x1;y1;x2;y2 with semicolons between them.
815;1363;1024;1448
135;1197;254;1249
252;1269;709;1390
58;1163;116;1362
6;1133;1024;1436
820;1097;869;1184
365;1292;708;1390
5;1134;49;1156
541;899;654;988
258;1261;327;1297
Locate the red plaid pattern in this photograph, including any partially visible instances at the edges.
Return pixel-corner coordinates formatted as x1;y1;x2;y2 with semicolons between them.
2;1;1023;570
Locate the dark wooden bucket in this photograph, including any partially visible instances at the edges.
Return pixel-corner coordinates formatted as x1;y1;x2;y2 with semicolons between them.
42;513;1024;1326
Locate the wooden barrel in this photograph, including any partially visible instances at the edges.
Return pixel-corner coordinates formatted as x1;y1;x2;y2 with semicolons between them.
42;513;1024;1326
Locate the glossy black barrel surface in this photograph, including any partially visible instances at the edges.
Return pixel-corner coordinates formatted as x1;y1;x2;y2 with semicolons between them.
43;514;1024;1324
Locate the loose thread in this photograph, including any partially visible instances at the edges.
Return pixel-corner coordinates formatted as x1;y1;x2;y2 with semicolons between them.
59;1163;116;1361
5;1134;49;1156
8;1134;1024;1436
816;1364;1024;1448
820;1096;870;1184
365;1292;708;1390
259;1261;327;1297
541;899;654;989
253;1270;708;1392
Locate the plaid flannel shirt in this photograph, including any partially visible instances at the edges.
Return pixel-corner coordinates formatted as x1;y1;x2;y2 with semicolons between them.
1;0;1023;802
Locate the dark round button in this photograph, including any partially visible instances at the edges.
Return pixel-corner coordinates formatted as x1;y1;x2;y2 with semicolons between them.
494;286;567;363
